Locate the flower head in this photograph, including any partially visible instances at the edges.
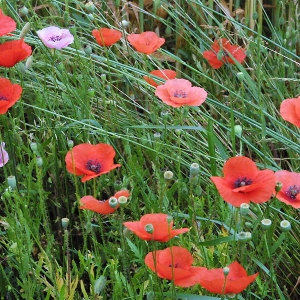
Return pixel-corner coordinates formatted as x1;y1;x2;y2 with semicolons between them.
0;78;22;114
275;170;300;208
279;96;300;127
65;143;121;182
145;246;205;287
198;261;258;294
0;39;32;67
211;156;275;207
123;213;189;242
0;9;16;36
203;38;246;69
127;31;165;55
37;26;74;49
144;69;177;87
80;190;130;214
92;28;122;46
0;142;9;167
155;78;207;108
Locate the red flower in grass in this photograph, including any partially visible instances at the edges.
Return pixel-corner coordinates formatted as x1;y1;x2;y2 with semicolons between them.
92;28;122;46
65;143;121;182
145;246;205;287
0;9;16;36
275;170;300;208
279;96;300;127
127;31;165;55
155;78;207;108
80;190;130;214
123;213;189;242
211;156;275;207
143;69;177;87
198;261;258;294
203;38;246;69
0;39;32;67
0;78;22;114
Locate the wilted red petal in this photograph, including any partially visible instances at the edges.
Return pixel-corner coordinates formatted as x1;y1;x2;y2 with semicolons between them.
65;143;121;182
155;78;207;108
127;31;165;55
198;261;258;294
92;28;122;46
280;96;300;127
0;9;16;36
80;195;117;214
0;39;32;67
143;69;177;87
0;78;22;114
211;156;275;206
275;170;300;208
123;213;189;242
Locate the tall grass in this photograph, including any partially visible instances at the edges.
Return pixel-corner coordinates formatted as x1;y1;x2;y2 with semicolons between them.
0;0;299;299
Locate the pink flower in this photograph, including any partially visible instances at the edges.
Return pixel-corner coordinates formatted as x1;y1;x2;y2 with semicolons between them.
0;142;9;167
37;26;74;49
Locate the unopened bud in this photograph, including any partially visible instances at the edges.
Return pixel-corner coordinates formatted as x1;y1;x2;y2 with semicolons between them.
85;1;96;13
36;156;43;167
84;44;92;55
234;125;243;137
236;72;245;81
19;22;31;38
190;163;200;177
275;182;282;193
25;55;33;69
237;231;252;242
94;275;107;294
87;88;95;97
223;266;230;276
19;6;29;17
67;140;74;149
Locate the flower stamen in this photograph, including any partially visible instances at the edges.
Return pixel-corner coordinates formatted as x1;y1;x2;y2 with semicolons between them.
286;185;300;200
173;90;187;98
234;177;253;188
86;160;101;173
49;35;62;42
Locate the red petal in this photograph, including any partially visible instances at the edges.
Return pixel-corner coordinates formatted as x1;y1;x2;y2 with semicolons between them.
80;196;117;214
0;9;16;36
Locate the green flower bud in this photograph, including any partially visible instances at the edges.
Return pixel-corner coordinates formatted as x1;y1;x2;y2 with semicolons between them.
7;176;17;189
275;182;282;193
234;125;243;137
19;6;29;17
190;163;200;177
19;22;31;38
36;156;43;168
25;55;33;69
223;266;230;275
85;1;96;13
94;275;107;295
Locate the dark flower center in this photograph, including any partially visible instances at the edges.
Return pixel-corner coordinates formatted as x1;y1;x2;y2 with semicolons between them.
286;185;300;200
0;95;8;101
168;263;179;268
86;160;101;174
173;90;187;98
234;177;253;188
49;35;62;42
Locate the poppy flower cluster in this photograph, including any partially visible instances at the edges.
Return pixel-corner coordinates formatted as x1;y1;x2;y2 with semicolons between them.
144;246;258;293
211;156;275;207
91;28;165;55
203;38;246;69
0;10;32;67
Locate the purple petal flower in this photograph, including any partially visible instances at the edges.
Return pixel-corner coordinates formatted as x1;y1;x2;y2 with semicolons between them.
0;142;9;167
37;26;74;49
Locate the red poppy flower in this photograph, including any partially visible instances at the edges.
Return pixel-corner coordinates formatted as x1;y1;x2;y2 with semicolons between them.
65;143;121;182
123;213;189;242
198;261;258;294
279;96;300;127
275;170;300;208
211;156;275;207
0;39;32;68
155;78;207;108
145;246;205;287
143;69;177;87
0;78;22;114
92;28;122;47
0;9;16;36
80;190;130;214
127;31;165;55
203;38;246;69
